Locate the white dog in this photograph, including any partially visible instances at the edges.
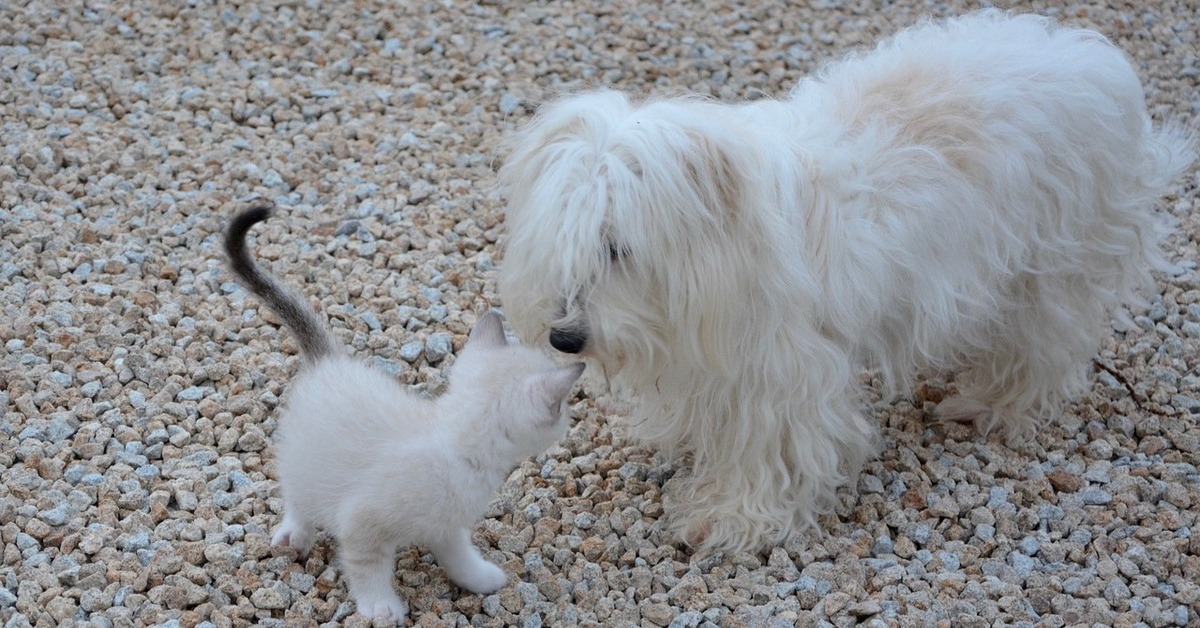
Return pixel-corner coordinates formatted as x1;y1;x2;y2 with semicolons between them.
497;11;1195;552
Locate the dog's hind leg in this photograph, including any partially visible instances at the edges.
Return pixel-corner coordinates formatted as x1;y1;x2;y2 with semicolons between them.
937;275;1108;439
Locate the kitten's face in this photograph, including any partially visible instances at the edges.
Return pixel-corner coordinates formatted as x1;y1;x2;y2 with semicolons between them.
452;311;585;457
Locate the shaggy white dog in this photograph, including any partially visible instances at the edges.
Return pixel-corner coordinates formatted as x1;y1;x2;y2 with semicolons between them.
497;10;1195;552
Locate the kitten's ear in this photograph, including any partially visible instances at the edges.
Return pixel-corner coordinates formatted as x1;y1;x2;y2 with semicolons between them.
468;310;508;348
537;363;586;415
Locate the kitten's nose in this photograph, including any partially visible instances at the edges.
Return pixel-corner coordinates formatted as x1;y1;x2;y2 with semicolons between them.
549;328;587;354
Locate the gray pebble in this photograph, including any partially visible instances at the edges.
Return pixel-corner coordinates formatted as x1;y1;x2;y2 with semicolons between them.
80;381;102;398
1080;487;1113;505
859;473;885;493
176;386;212;401
420;286;443;303
135;465;159;479
1009;552;1037;580
909;524;932;545
361;311;382;331
499;93;522;114
38;506;70;527
425;332;453;363
250;581;291;610
399;340;424;362
669;611;704;628
574;512;597;530
370;356;404;378
335;219;361;237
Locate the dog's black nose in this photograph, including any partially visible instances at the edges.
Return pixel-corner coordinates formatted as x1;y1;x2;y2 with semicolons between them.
549;328;587;354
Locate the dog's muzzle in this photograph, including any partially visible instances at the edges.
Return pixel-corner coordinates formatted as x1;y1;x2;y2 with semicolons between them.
549;327;588;354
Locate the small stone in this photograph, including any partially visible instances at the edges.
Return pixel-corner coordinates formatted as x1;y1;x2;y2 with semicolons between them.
420;287;442;303
250;581;291;610
262;169;288;190
579;537;605;561
859;474;885;494
176;386;211;401
848;600;883;617
1086;439;1114;460
668;611;704;628
399;340;424;362
985;487;1008;508
1172;394;1200;414
81;381;102;398
499;93;521;114
38;505;70;527
505;581;535;608
908;524;932;545
335;220;361;237
1080;487;1113;505
641;602;676;626
361;311;381;331
1010;552;1036;580
1047;470;1083;492
927;496;960;518
425;332;453;363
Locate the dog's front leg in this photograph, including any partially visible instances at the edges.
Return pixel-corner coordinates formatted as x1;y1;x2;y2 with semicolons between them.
657;357;878;553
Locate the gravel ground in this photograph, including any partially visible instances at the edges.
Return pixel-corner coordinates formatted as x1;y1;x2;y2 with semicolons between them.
2;0;1198;626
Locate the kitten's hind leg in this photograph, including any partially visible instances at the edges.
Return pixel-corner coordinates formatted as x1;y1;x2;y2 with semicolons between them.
429;527;507;594
339;538;407;622
271;512;316;558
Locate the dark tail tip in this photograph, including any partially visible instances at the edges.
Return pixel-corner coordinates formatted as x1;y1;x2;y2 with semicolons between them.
225;204;274;258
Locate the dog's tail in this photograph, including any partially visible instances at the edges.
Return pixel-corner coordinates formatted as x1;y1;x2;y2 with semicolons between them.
224;204;338;362
1142;123;1196;192
1138;123;1197;274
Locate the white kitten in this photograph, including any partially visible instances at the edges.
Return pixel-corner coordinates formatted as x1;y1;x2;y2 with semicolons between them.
224;205;584;622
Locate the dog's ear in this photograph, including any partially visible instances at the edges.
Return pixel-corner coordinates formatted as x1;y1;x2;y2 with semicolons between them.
684;130;743;215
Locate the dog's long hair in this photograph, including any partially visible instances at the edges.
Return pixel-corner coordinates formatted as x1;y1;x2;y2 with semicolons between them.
499;11;1195;552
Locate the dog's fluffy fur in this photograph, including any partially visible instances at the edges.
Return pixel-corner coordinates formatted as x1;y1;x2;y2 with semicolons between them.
497;11;1196;552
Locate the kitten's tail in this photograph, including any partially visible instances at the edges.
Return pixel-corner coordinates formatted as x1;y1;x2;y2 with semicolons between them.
224;204;338;362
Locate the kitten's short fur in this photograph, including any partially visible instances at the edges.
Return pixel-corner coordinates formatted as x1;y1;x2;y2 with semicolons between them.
224;205;584;622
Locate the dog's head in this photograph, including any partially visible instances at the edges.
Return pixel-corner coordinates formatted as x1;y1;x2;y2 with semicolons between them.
498;90;789;382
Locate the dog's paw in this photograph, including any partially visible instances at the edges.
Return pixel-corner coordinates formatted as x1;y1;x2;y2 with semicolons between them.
676;515;774;555
681;519;711;548
934;396;992;424
936;397;1039;445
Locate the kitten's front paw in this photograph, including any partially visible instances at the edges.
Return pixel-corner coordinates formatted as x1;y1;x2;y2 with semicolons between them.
271;519;315;558
355;594;408;623
452;561;507;594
